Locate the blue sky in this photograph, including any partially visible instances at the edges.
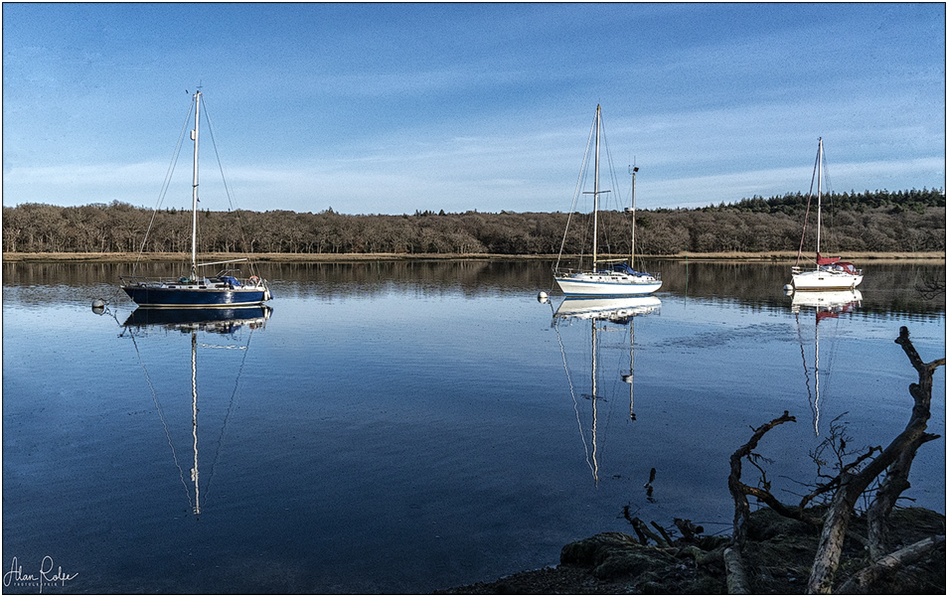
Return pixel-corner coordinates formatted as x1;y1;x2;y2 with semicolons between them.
3;2;945;215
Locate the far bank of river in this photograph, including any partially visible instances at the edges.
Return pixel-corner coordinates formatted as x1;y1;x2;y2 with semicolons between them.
3;250;945;263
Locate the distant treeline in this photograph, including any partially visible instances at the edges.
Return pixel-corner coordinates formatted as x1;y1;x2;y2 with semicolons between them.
3;188;944;255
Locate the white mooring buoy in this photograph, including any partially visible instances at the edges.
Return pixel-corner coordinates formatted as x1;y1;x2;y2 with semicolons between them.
537;291;548;303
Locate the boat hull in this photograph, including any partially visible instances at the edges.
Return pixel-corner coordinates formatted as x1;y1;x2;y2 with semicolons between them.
790;269;863;291
122;285;271;307
554;272;662;296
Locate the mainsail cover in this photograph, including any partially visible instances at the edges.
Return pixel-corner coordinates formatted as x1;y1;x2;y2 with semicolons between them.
611;263;648;276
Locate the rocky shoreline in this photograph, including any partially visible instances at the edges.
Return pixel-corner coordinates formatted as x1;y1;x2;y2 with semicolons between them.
440;507;945;594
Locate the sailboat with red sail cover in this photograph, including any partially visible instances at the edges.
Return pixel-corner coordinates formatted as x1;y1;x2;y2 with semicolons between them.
789;138;863;291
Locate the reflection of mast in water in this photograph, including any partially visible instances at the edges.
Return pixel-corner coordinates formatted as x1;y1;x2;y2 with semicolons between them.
123;306;272;515
190;330;200;514
622;317;636;420
789;290;861;435
552;296;660;485
590;319;599;484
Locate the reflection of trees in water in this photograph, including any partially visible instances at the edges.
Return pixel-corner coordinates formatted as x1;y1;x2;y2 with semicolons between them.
658;260;945;318
3;260;945;317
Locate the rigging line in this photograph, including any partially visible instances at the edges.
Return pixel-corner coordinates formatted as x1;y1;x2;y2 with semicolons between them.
127;326;196;512
555;113;597;274
594;322;621;457
821;309;842;405
794;311;817;432
599;118;622;260
795;145;821;267
553;314;596;479
203;327;256;504
606;322;629;433
821;147;833;200
820;148;837;244
201;96;260;277
131;97;195;276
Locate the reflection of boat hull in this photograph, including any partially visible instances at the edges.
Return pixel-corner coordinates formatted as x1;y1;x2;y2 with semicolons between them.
554;296;661;320
554;273;661;296
790;268;863;291
122;285;271;308
790;289;862;310
124;306;273;330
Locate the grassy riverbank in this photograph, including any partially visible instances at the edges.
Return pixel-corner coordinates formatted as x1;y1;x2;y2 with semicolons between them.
3;250;945;263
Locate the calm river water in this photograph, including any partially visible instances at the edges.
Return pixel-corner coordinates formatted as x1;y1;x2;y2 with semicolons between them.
2;259;945;593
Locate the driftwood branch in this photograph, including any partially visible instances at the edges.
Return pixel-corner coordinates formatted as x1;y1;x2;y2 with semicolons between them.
651;521;674;546
864;329;945;559
723;546;750;594
629;515;667;547
727;410;797;550
621;505;649;544
837;535;946;594
673;518;703;543
806;327;944;594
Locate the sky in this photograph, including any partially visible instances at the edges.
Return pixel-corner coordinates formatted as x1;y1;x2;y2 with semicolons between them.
2;2;945;215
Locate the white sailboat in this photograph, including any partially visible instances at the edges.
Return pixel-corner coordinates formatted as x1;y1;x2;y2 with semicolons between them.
554;105;661;296
789;138;863;291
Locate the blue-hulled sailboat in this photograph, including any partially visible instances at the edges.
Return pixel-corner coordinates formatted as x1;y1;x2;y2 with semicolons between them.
121;91;272;307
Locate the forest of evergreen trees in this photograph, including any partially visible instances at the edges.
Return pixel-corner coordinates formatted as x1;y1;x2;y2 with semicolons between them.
2;188;944;256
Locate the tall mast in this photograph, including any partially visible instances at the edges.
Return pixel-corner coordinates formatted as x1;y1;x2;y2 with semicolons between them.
816;137;822;259
592;105;600;268
190;91;201;280
629;164;639;265
580;105;611;272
